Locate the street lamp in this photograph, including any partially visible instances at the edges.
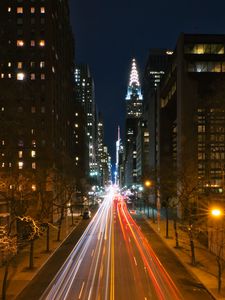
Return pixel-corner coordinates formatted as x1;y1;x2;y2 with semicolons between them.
209;206;224;293
144;180;151;188
211;207;223;218
144;180;152;218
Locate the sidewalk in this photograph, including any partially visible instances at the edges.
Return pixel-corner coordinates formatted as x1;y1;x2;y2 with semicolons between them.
143;211;225;300
0;212;82;300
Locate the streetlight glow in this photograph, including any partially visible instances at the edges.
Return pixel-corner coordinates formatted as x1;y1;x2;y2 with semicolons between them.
144;180;151;188
211;208;222;217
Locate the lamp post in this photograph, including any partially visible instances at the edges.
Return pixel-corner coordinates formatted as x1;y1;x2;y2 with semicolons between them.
144;180;151;218
210;206;223;293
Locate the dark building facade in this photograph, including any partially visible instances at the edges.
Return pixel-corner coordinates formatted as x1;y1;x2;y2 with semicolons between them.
143;49;172;176
158;34;225;216
0;0;75;224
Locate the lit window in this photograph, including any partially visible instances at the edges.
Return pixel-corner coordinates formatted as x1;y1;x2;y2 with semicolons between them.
17;7;23;14
30;40;35;46
39;40;45;47
41;73;45;80
31;183;36;190
8;7;11;12
30;7;35;13
40;61;45;68
18;161;24;169
8;74;11;78
1;107;4;111
18;62;23;69
1;163;5;168
31;73;35;80
31;150;36;158
1;74;4;79
18;151;23;158
40;7;45;13
17;40;24;47
8;62;11;67
17;72;25;80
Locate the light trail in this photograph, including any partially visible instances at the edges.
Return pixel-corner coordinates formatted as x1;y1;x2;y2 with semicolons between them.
117;199;182;300
41;188;115;300
41;189;183;300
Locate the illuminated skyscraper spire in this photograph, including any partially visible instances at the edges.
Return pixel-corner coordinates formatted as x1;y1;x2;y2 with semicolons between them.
126;58;143;100
129;58;141;86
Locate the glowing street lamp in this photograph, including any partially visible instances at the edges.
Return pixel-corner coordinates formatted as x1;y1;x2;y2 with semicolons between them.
211;208;223;218
144;180;151;188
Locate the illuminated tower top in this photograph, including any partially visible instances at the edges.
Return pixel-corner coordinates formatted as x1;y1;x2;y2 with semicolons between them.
126;58;143;101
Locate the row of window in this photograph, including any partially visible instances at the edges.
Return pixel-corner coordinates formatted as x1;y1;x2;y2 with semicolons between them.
9;7;45;14
17;39;45;47
185;44;224;55
188;61;225;72
16;17;45;25
1;106;46;113
1;139;48;147
2;61;45;68
1;72;46;80
1;161;36;170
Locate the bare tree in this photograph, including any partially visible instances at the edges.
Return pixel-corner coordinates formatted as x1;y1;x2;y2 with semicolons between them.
0;228;17;300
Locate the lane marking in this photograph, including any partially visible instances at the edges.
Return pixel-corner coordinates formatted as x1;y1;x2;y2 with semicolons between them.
133;256;138;266
78;281;85;299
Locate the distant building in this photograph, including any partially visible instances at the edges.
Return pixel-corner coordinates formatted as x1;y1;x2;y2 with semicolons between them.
158;34;225;216
74;102;88;193
0;0;75;225
143;49;172;177
74;65;98;183
124;58;143;187
97;112;104;186
136;120;150;184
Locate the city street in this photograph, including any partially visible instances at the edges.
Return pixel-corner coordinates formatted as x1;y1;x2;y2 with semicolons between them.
35;190;214;300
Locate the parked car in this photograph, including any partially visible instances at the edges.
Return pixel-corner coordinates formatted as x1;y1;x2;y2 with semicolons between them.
83;210;91;219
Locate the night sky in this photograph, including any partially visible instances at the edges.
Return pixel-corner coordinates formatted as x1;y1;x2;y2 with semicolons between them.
69;0;225;164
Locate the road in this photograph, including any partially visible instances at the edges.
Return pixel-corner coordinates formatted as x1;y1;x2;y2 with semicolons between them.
40;189;214;300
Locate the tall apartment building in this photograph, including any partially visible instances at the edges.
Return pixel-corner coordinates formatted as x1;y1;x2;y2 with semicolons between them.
74;65;98;181
158;34;225;215
0;0;75;224
124;58;143;187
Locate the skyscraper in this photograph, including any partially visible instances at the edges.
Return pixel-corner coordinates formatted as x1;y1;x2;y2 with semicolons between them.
0;0;75;224
74;65;98;181
124;58;143;187
158;33;225;217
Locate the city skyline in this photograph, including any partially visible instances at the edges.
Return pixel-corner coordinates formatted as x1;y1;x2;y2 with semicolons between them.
69;0;225;163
